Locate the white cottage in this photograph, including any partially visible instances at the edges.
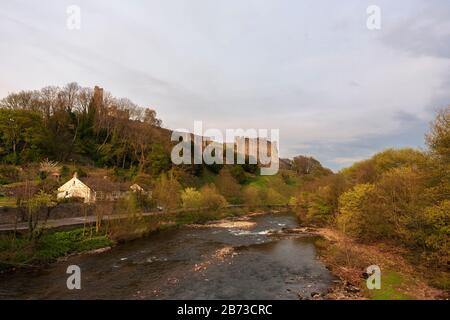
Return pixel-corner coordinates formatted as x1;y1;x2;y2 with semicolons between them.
57;173;96;203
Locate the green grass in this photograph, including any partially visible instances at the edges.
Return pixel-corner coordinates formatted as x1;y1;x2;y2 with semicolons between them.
175;210;221;225
174;206;245;226
365;271;415;300
0;228;113;268
0;196;17;207
36;228;112;260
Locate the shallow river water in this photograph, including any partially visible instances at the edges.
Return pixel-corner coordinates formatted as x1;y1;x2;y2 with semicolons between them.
0;213;336;299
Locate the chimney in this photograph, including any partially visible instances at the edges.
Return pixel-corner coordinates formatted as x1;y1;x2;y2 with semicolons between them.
73;172;78;179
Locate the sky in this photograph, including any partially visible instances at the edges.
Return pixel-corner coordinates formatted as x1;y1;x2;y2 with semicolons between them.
0;0;449;170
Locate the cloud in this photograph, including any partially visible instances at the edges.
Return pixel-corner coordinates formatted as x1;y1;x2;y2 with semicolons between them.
382;1;450;59
329;157;366;165
0;0;449;171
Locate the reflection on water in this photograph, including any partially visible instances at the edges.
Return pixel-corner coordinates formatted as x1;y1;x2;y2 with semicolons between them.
0;213;335;299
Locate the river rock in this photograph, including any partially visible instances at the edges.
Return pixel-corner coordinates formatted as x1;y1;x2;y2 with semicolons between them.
345;284;361;293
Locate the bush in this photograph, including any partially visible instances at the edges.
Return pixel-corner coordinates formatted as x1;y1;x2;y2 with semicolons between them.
306;193;333;225
153;171;181;210
265;188;286;205
337;183;376;239
199;184;227;211
59;165;71;179
426;106;450;161
0;165;21;184
37;177;59;194
215;168;242;204
370;166;426;243
422;200;450;265
243;185;260;209
181;187;203;209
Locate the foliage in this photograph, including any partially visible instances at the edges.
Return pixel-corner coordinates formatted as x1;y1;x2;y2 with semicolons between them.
214;168;242;204
426;106;450;162
336;183;376;239
147;143;172;176
0;165;21;184
0;228;112;267
291;155;332;176
298;107;450;268
243;185;260;209
0;83;164;172
0;109;48;163
199;184;228;210
153;171;181;210
422;200;450;265
181;187;203;209
264;188;286;205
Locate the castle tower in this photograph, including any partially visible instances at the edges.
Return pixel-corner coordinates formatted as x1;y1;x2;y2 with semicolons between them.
93;86;104;109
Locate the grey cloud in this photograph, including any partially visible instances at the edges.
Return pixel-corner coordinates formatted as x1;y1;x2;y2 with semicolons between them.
382;2;450;59
1;0;449;171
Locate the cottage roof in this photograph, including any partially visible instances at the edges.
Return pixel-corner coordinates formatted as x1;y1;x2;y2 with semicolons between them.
57;175;92;192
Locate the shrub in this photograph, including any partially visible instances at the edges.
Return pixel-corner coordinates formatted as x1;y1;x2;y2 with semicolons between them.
199;184;227;211
337;183;376;239
243;185;260;209
265;188;286;205
153;171;181;210
181;187;203;209
215;168;242;204
422;200;450;265
0;165;21;184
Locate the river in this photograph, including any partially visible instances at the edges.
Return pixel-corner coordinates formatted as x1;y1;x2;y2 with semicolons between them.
0;213;336;299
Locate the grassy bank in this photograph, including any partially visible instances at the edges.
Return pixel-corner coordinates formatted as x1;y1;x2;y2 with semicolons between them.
0;228;112;270
0;206;253;272
313;228;448;300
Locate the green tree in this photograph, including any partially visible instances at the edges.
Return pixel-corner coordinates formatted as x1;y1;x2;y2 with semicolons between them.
0;109;48;163
199;184;227;211
422;200;450;264
337;183;376;239
426;106;450;161
243;185;260;209
181;187;203;209
147;143;171;176
153;171;181;211
215;168;242;204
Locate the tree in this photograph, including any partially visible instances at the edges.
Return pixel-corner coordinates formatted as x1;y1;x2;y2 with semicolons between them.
153;171;181;211
215;168;242;203
422;200;450;264
20;189;53;241
147;143;171;176
426;106;450;161
371;166;426;244
0;109;47;163
243;185;260;209
181;187;203;209
337;183;376;239
199;184;227;211
292;155;332;176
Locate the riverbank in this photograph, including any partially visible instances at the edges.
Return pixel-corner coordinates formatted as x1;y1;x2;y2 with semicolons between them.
0;212;335;299
292;227;449;300
0;206;275;273
2;210;446;300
